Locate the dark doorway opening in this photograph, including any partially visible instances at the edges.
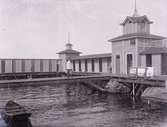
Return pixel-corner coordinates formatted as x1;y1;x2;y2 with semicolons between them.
85;59;88;72
1;60;5;73
127;54;133;74
99;58;102;72
79;60;81;72
115;55;120;74
91;59;95;72
162;54;167;75
146;54;152;67
73;60;76;71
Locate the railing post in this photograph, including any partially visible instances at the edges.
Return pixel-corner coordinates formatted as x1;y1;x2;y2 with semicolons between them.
136;67;138;78
145;67;148;78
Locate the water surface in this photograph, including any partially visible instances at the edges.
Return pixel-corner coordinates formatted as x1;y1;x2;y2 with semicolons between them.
0;83;167;127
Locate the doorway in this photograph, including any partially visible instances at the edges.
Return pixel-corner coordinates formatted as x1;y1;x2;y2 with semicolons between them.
127;54;133;74
115;55;120;74
162;54;167;75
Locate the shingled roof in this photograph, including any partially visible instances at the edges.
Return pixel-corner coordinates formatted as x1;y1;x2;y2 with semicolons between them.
140;47;167;55
108;33;165;42
72;53;112;60
120;15;153;25
57;49;81;54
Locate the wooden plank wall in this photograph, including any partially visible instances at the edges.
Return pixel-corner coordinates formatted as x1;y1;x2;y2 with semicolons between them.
0;59;60;74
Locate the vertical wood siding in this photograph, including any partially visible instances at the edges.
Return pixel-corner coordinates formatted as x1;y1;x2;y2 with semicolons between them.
15;60;22;73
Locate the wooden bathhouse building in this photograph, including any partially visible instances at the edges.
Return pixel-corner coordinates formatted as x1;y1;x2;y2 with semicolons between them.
108;7;167;75
0;6;167;76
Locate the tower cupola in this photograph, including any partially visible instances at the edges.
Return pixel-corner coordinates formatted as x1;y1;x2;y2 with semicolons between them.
120;0;153;35
66;43;73;50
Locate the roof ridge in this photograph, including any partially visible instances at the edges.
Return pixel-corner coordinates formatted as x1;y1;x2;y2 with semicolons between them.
57;49;81;54
108;33;166;42
121;15;153;25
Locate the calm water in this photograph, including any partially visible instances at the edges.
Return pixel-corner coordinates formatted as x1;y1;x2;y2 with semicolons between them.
0;83;167;127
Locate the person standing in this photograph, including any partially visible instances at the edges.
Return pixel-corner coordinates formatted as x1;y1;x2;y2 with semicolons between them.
66;58;72;77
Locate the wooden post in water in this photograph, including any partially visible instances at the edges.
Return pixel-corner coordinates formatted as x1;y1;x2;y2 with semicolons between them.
132;83;136;103
132;83;135;97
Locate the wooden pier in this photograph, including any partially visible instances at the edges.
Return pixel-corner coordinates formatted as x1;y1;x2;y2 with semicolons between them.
0;74;111;87
0;73;166;97
0;72;67;80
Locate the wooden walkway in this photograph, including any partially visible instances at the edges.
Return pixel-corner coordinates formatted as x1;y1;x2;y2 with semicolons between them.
0;74;110;88
0;73;165;88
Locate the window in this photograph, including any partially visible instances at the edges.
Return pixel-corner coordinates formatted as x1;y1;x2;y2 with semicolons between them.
140;22;145;32
116;55;120;59
130;39;136;46
146;54;152;67
91;59;95;72
99;58;102;72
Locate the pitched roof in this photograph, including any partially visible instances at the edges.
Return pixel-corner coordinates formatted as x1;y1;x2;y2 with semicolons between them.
72;53;112;60
66;43;72;46
140;47;167;55
57;49;81;54
108;33;165;42
120;15;153;25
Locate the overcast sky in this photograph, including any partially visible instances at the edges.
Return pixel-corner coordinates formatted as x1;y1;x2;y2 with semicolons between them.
0;0;167;58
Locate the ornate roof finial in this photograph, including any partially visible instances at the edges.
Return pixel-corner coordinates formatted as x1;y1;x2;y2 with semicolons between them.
68;32;70;43
133;0;139;17
66;32;72;50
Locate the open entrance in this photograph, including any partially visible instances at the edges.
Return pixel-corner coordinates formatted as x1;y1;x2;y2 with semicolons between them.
115;55;120;74
99;58;102;72
127;54;133;74
146;54;152;67
161;53;167;75
1;60;5;73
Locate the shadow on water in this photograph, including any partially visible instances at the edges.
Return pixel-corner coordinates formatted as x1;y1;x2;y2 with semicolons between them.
0;82;167;127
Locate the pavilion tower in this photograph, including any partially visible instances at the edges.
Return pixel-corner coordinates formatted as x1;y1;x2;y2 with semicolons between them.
108;0;165;74
57;42;81;72
120;0;153;35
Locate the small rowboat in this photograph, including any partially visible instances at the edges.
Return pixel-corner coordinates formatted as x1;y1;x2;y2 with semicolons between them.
0;114;7;127
1;100;32;127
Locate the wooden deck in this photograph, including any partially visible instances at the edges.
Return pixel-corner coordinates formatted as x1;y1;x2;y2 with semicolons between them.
0;74;110;88
0;73;165;88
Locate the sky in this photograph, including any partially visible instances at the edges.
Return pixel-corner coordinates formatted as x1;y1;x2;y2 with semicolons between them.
0;0;167;59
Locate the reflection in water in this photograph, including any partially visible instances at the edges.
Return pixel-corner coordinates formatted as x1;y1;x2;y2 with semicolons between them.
0;83;167;127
